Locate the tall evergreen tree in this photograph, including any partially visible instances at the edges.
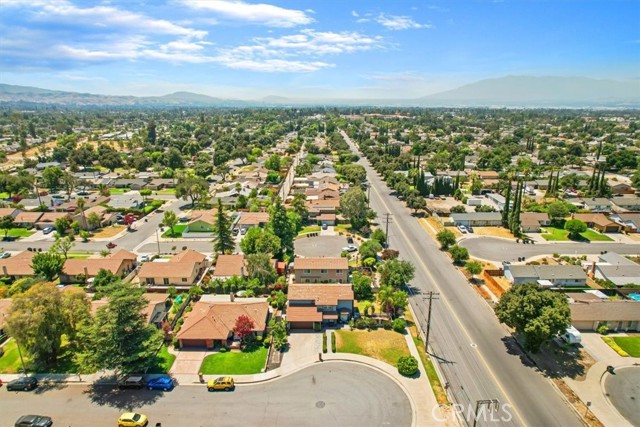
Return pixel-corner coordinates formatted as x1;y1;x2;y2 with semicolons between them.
598;163;607;196
268;196;295;256
213;199;234;254
502;181;512;226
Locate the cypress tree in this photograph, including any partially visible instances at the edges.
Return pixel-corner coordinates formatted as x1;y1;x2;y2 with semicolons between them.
589;165;598;194
598;163;606;196
546;169;553;196
502;181;512;226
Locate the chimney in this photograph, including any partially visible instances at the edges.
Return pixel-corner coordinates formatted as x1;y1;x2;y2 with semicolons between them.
84;267;89;277
240;266;245;277
2;266;7;276
230;292;235;302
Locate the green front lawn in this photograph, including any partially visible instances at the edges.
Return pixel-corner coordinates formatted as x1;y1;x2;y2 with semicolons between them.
5;228;35;238
199;345;267;375
109;188;128;195
0;340;24;374
612;337;640;357
298;225;321;234
66;252;92;259
147;345;176;373
0;337;86;374
541;227;613;242
335;329;410;366
162;225;187;238
0;192;9;199
156;188;176;195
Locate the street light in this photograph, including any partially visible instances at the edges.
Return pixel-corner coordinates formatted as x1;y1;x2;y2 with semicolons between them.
1;314;27;375
156;225;162;256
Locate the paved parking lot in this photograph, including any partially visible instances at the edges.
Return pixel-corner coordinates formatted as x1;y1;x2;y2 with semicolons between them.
294;235;355;258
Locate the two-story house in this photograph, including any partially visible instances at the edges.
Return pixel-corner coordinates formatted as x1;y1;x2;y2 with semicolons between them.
293;257;349;283
287;284;354;329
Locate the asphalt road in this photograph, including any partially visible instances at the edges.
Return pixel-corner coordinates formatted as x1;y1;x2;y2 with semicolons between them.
0;363;411;427
603;366;640;426
342;131;581;427
461;237;640;263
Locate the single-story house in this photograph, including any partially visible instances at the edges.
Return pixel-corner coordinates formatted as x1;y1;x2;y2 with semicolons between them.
612;197;640;212
146;178;176;190
138;249;208;287
60;249;137;284
485;193;506;211
211;254;246;280
608;181;635;195
90;293;170;327
186;209;217;233
571;213;622;233
504;264;587;286
236;212;270;232
609;213;640;233
0;251;35;280
73;206;117;231
306;199;340;218
570;300;640;332
0;208;19;219
450;212;503;227
176;300;269;348
593;253;640;287
36;161;62;171
12;211;43;228
581;198;613;213
520;212;550;233
314;213;337;226
35;212;70;229
293;257;349;284
107;194;144;210
112;178;148;190
287;284;354;329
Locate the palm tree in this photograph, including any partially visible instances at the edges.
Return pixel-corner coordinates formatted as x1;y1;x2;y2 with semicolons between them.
76;197;87;230
377;285;395;317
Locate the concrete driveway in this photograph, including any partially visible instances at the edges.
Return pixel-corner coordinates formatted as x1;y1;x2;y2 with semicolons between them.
281;331;323;370
295;235;354;257
169;349;210;375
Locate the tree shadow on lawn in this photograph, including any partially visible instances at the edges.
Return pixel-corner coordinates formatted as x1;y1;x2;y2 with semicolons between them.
84;383;164;411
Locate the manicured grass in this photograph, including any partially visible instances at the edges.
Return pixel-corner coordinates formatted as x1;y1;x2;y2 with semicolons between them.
66;251;92;259
6;228;35;238
199;345;267;375
612;337;640;357
156;188;176;195
298;225;320;234
147;345;176;374
0;340;24;374
108;188;128;195
334;329;410;366
335;224;352;233
0;337;86;374
162;224;187;238
0;192;9;199
541;227;613;242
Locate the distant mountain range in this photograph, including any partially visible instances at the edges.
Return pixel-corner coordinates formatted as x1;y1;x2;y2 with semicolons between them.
1;76;639;108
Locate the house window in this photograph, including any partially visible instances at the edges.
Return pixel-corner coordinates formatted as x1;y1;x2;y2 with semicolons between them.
146;278;155;285
163;278;169;285
317;305;336;311
320;269;327;274
336;269;342;273
305;279;310;283
182;278;187;282
304;269;311;274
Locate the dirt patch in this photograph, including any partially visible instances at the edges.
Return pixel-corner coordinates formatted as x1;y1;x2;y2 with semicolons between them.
483;273;510;298
626;233;640;242
472;226;515;240
553;379;604;427
334;329;410;366
472;284;492;300
92;225;126;238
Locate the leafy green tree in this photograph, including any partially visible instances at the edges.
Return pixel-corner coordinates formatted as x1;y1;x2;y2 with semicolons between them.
377;285;408;317
547;201;570;222
246;253;277;286
54;216;71;236
268;197;295;256
264;154;281;171
77;284;164;374
448;245;469;265
92;269;124;299
31;251;65;281
175;172;209;207
8;277;43;297
162;210;178;237
213;199;234;254
379;259;415;288
87;212;102;229
370;229;386;247
436;229;456;249
397;355;418;376
450;205;466;213
406;194;426;214
0;215;15;239
5;283;67;368
240;227;281;255
564;219;587;239
51;236;75;259
271;320;288;350
352;271;372;301
61;286;90;342
290;193;308;218
358;239;382;260
494;283;570;352
465;261;483;281
42;166;64;191
339;187;369;230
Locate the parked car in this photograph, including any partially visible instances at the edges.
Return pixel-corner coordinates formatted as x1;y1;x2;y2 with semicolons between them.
146;376;174;391
467;226;474;233
457;225;468;234
51;194;64;199
118;376;145;390
346;237;354;244
6;376;38;391
42;226;55;235
207;376;234;391
0;252;11;259
240;228;247;235
77;191;90;196
14;415;53;427
178;216;189;223
321;223;328;230
342;245;357;252
139;254;150;263
117;413;148;427
106;242;117;249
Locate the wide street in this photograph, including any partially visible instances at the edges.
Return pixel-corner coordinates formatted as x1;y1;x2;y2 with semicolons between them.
342;131;582;427
461;236;640;263
0;362;411;427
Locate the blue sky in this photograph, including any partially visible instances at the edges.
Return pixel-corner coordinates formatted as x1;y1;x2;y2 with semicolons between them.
1;0;638;99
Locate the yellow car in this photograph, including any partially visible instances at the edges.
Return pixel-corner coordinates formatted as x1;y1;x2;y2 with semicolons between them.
207;376;235;391
118;412;148;427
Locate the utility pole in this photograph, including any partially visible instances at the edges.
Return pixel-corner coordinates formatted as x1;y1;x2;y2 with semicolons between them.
424;291;440;351
473;399;499;427
383;213;392;248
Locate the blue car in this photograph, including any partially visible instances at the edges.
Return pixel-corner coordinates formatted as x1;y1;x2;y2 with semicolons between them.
146;376;174;391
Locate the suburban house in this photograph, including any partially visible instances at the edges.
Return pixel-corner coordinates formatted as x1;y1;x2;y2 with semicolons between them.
73;206;117;231
138;249;209;287
0;207;19;219
612;197;640;212
107;194;144;210
176;300;269;348
286;284;354;329
520;212;550;233
450;212;503;227
485;193;507;211
571;213;622;233
609;213;640;233
236;212;270;232
186;209;217;233
293;257;349;283
593;253;640;287
112;178;148;190
504;264;587;286
306;200;340;222
13;211;44;228
211;254;247;280
569;297;640;332
581;198;613;213
91;293;170;327
35;212;70;229
608;181;635;195
60;249;137;284
0;251;35;280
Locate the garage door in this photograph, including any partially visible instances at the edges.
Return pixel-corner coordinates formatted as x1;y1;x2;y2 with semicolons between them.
182;339;208;348
290;321;314;330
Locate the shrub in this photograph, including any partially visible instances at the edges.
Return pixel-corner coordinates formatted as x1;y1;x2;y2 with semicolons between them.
263;336;272;348
397;355;419;376
392;318;407;333
331;332;336;352
313;322;321;332
172;338;180;349
322;333;328;353
597;324;608;335
219;347;228;353
381;320;392;330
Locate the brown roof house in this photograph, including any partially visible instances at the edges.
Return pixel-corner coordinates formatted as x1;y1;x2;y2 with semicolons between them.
176;300;269;348
138;249;208;287
35;212;70;229
13;211;43;228
73;206;117;231
293;257;349;284
211;254;247;280
570;299;640;332
60;249;137;284
287;284;354;329
0;251;35;281
520;212;550;233
571;213;621;234
186;209;217;233
236;212;270;232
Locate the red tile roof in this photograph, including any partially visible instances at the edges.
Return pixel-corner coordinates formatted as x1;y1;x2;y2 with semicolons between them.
177;301;269;341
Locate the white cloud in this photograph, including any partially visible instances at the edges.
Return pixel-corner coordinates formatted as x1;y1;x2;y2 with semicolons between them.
182;0;313;28
375;13;432;31
352;10;359;17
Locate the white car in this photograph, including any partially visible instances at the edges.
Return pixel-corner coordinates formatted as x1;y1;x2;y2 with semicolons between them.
139;255;150;262
0;252;10;259
342;245;358;252
457;225;469;234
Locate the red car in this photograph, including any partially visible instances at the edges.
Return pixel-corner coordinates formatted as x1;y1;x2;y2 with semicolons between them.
106;242;117;249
